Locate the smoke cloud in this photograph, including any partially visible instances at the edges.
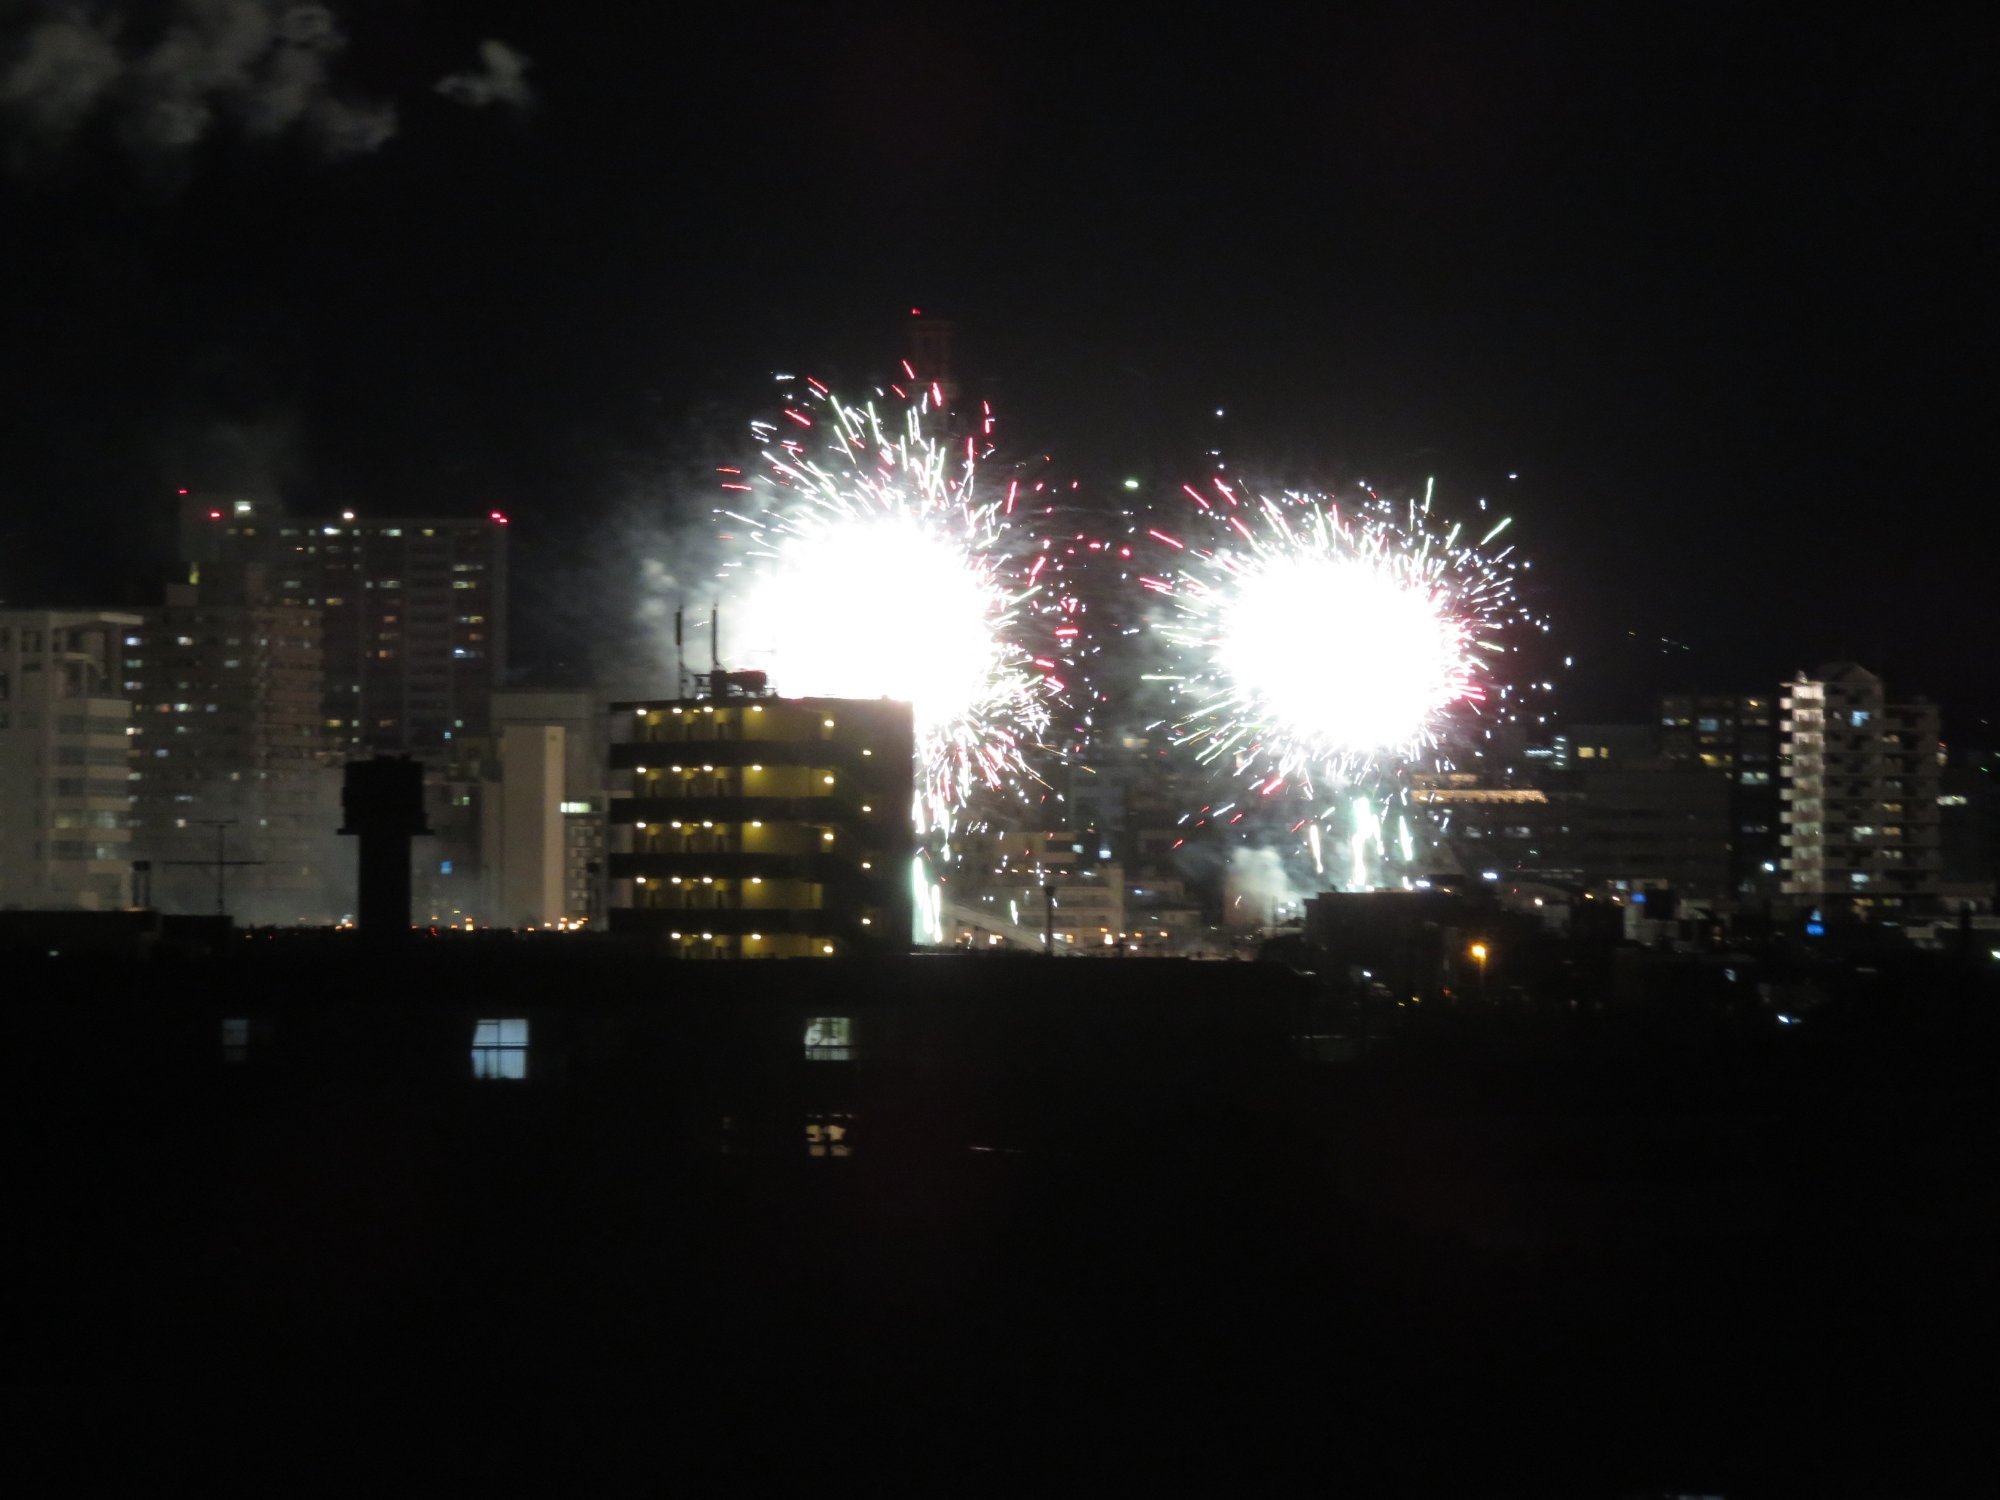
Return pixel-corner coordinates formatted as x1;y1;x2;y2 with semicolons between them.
1225;845;1309;927
0;2;395;158
436;39;533;110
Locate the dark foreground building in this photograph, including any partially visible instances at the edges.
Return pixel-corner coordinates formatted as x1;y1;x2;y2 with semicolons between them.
8;937;1991;1493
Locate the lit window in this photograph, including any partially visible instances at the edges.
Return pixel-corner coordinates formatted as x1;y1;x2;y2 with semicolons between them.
805;1112;853;1158
471;1018;529;1079
804;1016;852;1060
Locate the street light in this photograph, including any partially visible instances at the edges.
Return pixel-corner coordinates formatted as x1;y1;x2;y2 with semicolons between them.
1469;941;1489;1000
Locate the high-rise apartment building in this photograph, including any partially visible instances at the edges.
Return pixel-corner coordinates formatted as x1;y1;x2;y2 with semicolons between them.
1659;692;1780;895
606;684;914;957
179;496;507;759
124;566;339;922
0;611;138;910
1780;664;1941;918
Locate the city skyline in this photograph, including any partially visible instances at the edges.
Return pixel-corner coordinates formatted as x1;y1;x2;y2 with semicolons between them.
5;16;1990;1484
1;6;1990;732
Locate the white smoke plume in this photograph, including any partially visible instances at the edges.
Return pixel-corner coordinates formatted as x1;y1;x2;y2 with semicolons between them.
1225;845;1310;929
0;1;395;157
435;39;532;110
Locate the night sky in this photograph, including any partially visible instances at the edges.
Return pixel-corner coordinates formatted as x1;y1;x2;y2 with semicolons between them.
2;3;1991;728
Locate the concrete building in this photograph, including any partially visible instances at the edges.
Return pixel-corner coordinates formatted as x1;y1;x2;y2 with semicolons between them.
1416;736;1733;907
124;567;340;922
485;724;565;928
1937;747;1999;911
0;611;138;910
1660;692;1780;896
1780;664;1941;919
1412;771;1554;882
606;684;915;957
951;828;1132;951
179;496;508;760
1559;764;1733;904
461;689;615;930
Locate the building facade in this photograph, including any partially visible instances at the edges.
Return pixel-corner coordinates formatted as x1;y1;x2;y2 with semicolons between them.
1415;738;1733;907
1780;664;1941;919
463;689;614;930
124;567;340;922
606;688;914;957
0;611;138;910
1660;692;1780;897
180;496;508;760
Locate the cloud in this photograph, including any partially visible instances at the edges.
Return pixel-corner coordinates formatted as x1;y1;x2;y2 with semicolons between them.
0;1;397;158
0;14;125;135
435;39;532;110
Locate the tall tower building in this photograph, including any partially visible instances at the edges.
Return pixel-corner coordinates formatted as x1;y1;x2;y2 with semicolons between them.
1780;664;1941;919
124;565;339;922
0;611;138;910
1659;691;1780;896
179;499;508;760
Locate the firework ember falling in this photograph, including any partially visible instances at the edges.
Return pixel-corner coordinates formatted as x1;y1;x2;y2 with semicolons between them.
1150;478;1522;796
721;377;1057;832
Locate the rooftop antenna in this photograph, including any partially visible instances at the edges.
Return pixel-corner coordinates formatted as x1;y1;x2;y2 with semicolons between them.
675;604;685;698
160;819;263;918
711;601;720;673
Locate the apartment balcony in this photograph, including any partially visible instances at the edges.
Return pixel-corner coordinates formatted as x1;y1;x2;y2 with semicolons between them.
610;739;888;773
608;849;888;887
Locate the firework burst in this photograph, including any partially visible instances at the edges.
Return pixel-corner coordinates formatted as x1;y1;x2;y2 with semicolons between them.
1147;476;1523;798
719;376;1058;832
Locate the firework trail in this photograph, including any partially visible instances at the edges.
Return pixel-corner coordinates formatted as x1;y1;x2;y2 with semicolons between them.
718;374;1060;833
1147;475;1529;833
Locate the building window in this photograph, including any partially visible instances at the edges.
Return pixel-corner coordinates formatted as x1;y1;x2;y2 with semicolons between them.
805;1112;853;1158
471;1018;529;1079
221;1017;273;1064
804;1016;852;1061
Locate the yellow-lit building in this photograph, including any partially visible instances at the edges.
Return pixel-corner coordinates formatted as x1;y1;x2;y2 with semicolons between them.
605;689;914;957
